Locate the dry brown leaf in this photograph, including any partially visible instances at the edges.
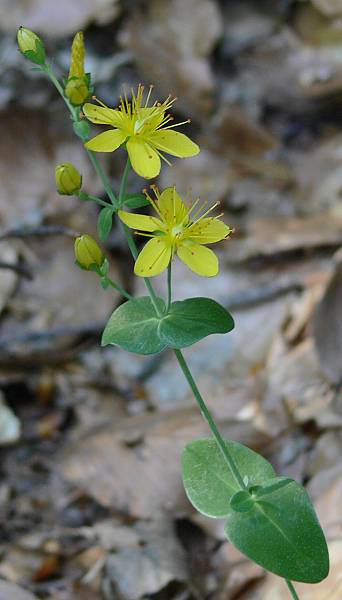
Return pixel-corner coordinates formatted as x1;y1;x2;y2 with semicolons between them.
119;0;222;117
313;0;342;17
313;254;342;385
293;135;342;214
104;519;188;599
211;105;277;157
0;581;38;600
295;3;342;45
1;237;116;347
0;112;105;230
228;212;342;263
59;407;269;518
263;338;336;430
0;242;18;316
0;0;120;37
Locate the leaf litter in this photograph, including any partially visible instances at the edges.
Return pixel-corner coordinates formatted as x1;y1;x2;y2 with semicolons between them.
0;0;342;598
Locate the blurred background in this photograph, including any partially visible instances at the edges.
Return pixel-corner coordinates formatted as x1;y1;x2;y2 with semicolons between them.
0;1;341;599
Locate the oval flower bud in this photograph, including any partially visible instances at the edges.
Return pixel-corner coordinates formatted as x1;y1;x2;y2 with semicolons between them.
74;235;104;270
17;27;46;65
55;163;82;195
65;31;90;107
65;77;89;107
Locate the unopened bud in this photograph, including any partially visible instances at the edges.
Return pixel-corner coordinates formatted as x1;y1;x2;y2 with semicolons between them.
65;77;89;106
74;235;104;270
65;31;89;106
17;27;45;65
55;163;82;195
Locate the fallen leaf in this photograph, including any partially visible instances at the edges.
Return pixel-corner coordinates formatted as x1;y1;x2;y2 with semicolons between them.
119;0;222;117
59;407;269;518
313;253;342;385
312;0;342;17
0;392;21;445
0;0;120;37
0;242;17;316
0;581;38;600
228;212;342;263
104;519;188;599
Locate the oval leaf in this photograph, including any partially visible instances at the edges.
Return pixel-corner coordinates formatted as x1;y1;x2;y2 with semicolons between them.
101;296;166;355
123;194;150;209
182;438;275;518
224;477;329;583
160;298;234;349
98;206;114;241
230;490;255;513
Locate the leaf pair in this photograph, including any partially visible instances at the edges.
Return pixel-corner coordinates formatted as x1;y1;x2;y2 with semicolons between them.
102;296;234;354
182;439;329;583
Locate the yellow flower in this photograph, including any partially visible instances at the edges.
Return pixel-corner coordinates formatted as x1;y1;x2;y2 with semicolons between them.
118;187;232;277
83;85;199;179
65;32;89;106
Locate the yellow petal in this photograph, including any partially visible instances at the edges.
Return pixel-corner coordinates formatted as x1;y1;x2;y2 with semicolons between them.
134;237;171;277
127;138;161;179
187;218;231;244
177;242;218;277
150;130;200;158
118;210;163;232
85;129;126;152
158;187;188;225
83;103;123;127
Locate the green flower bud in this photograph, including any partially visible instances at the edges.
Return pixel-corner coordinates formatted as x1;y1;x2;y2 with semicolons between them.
74;235;104;270
55;163;82;195
65;76;89;107
17;27;46;65
65;31;90;107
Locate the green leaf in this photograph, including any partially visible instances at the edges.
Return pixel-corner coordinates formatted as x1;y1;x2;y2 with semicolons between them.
123;194;150;209
159;298;234;349
101;296;166;355
230;490;255;513
181;438;275;518
224;477;329;583
98;206;114;241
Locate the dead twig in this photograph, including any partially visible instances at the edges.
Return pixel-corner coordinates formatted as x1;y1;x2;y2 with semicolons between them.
0;225;79;241
0;260;33;280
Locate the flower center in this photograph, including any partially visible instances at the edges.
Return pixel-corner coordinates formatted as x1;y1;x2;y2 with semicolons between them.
171;224;184;238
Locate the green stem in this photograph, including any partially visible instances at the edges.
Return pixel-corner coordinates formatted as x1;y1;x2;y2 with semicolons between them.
78;192;111;208
116;161;162;317
45;65;76;116
118;157;131;207
105;277;133;301
45;65;118;209
86;150;118;208
174;349;246;490
286;580;300;600
166;263;172;313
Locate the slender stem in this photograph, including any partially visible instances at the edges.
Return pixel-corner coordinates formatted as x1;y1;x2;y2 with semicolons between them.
45;65;76;116
78;193;111;208
174;349;246;490
166;263;172;313
118;158;131;207
286;580;300;600
86;150;118;208
106;277;133;301
46;65;118;209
